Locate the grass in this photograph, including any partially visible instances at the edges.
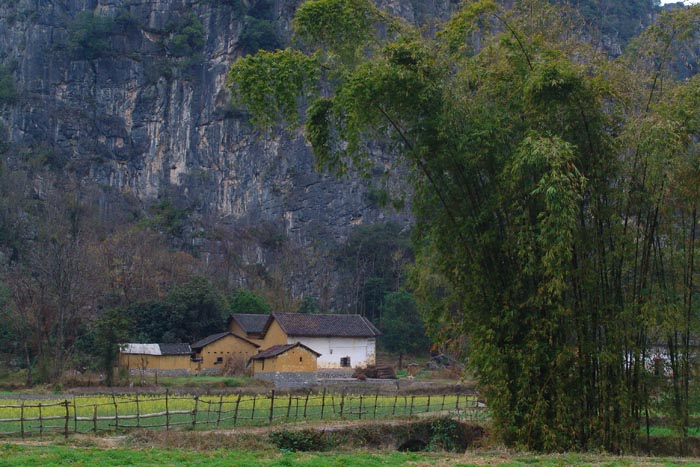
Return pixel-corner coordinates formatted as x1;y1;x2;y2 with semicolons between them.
1;444;700;467
151;375;251;388
0;392;485;436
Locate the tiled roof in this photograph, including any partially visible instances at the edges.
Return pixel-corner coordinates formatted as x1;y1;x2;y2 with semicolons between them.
120;343;191;355
251;343;321;360
158;343;193;355
271;313;382;338
229;313;272;334
191;332;259;350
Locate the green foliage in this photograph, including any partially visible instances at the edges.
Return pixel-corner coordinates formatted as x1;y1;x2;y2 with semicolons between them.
167;14;205;57
228;49;320;127
148;199;189;236
228;289;271;314
239;16;281;54
339;223;413;320
164;276;227;342
229;0;700;452
93;308;130;386
125;277;226;343
293;0;383;62
269;429;328;452
0;64;17;106
66;11;117;60
297;296;321;314
367;188;389;208
379;290;430;356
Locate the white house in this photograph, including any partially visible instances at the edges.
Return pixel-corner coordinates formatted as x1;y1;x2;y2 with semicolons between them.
229;312;381;369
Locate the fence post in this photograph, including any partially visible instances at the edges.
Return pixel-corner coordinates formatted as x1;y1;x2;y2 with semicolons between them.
134;394;140;428
455;394;460;411
303;390;310;419
251;395;257;420
93;404;98;434
286;393;292;420
392;392;398;416
441;394;446;412
320;388;326;419
72;396;77;434
373;390;379;419
64;400;70;438
218;394;224;426
233;393;241;427
339;391;345;419
269;390;275;425
192;395;199;431
20;401;24;439
165;389;170;431
426;395;431;414
409;396;414;416
38;402;43;438
112;393;119;430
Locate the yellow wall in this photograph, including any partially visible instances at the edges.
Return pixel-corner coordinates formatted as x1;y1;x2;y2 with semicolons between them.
194;334;259;369
118;353;193;372
261;320;289;348
252;346;318;374
228;320;266;346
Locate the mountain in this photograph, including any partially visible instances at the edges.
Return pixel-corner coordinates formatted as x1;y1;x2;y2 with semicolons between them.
0;0;658;309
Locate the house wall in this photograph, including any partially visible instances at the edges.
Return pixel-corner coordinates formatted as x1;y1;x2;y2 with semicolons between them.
195;335;258;369
285;337;376;369
261;320;289;348
251;346;318;373
118;353;193;372
227;320;266;346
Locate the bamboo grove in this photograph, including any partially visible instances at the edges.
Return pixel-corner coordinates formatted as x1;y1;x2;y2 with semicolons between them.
228;0;700;452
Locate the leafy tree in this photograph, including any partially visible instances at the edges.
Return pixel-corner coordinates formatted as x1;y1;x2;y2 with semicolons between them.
164;276;226;342
228;288;271;314
379;290;430;358
92;308;130;386
168;14;205;57
297;296;321;314
228;0;700;452
66;11;116;60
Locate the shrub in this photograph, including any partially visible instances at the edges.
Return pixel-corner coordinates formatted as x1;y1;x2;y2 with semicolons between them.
269;429;327;452
167;14;205;57
66;11;117;60
0;65;17;106
239;16;281;54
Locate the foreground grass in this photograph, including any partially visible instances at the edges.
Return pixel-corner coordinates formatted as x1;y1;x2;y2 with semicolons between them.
2;444;700;467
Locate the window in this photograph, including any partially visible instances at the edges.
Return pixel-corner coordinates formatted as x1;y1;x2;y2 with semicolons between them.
299;356;303;362
340;357;351;368
215;357;223;364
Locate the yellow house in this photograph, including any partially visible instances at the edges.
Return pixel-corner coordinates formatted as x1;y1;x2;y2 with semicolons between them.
250;343;321;374
118;343;194;373
190;332;260;370
227;314;272;346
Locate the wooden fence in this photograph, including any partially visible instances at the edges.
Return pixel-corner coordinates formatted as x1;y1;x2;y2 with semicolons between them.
0;390;487;438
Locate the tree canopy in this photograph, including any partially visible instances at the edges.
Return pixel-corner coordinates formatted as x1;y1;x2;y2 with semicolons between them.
229;0;700;452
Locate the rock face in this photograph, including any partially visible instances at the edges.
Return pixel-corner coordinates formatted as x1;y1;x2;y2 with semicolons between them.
0;0;443;305
0;0;409;226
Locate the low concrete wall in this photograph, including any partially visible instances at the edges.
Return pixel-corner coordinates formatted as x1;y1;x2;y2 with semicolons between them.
255;372;318;389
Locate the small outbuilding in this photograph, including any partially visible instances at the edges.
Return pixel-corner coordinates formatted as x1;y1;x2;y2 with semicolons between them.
118;343;193;373
250;343;321;388
191;332;260;372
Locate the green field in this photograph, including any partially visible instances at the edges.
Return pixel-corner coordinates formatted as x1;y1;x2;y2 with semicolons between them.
0;392;484;436
1;444;699;467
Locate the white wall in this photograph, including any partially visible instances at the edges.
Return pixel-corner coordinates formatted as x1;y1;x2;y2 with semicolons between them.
287;336;376;369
